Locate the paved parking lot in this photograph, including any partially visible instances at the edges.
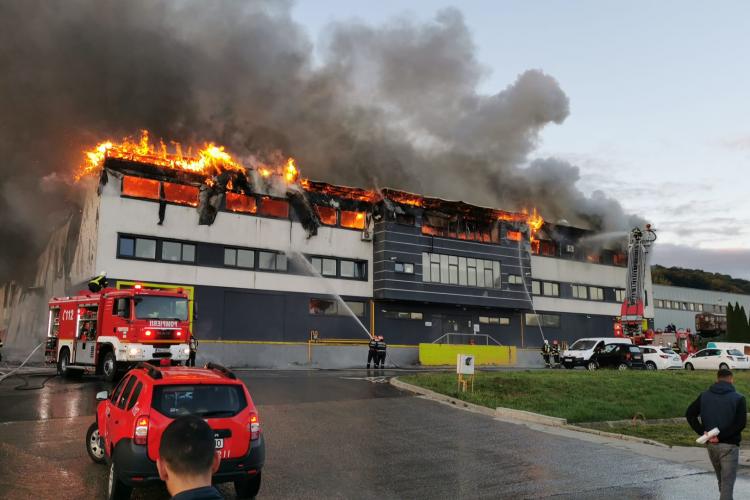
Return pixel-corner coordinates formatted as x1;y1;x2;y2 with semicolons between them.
1;369;750;499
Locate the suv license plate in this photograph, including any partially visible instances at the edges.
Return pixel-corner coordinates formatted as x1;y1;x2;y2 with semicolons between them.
215;438;224;449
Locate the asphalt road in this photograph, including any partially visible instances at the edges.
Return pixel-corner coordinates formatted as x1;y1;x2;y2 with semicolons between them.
1;369;749;499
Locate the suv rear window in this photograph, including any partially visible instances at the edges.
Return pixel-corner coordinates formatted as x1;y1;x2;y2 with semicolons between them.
152;384;247;418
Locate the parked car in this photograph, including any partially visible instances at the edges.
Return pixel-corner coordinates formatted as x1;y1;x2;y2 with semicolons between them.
684;348;750;371
85;362;265;499
706;342;750;357
640;346;683;370
587;343;644;370
561;337;633;369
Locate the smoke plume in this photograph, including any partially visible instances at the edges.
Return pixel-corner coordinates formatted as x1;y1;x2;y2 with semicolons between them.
0;0;638;282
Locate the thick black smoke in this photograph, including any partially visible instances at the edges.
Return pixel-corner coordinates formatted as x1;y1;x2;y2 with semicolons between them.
0;0;637;282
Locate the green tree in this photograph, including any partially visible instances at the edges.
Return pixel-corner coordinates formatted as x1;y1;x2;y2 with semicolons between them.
740;305;750;342
727;302;739;341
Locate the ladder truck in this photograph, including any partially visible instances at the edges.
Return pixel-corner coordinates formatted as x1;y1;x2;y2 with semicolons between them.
615;225;657;345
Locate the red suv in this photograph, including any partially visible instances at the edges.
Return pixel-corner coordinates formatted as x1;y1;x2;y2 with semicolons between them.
85;362;265;499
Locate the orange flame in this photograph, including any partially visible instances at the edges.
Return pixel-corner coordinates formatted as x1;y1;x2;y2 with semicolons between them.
76;130;301;186
284;158;299;183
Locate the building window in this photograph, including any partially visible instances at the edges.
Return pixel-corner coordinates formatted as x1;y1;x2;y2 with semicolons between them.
480;316;510;325
225;193;257;214
681;302;688;311
257;251;287;271
394;262;414;274
525;313;561;328
688;302;695;311
224;248;255;268
531;280;541;295
259;197;289;218
589;287;604;301
421;252;500;289
309;298;337;315
315;205;338;226
385;310;423;320
614;289;626;302
655;299;664;308
118;236;156;260
572;285;588;300
344;301;366;317
224;248;237;266
340;210;366;230
543;282;559;297
312;257;337;277
697;303;704;312
162;241;196;263
508;275;523;285
122;176;160;199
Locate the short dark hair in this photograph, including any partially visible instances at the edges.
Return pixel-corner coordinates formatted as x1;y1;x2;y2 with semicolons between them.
159;415;215;476
717;368;733;380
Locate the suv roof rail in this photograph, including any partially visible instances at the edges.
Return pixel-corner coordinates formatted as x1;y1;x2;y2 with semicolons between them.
135;362;163;379
204;362;237;380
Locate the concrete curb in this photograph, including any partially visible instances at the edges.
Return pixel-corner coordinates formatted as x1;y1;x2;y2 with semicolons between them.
390;376;669;448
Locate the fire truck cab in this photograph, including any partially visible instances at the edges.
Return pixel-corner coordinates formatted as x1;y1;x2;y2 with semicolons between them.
45;286;191;381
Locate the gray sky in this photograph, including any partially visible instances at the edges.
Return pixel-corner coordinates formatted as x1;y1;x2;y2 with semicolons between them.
293;0;750;278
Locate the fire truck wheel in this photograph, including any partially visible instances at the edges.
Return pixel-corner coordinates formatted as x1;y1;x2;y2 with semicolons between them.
57;349;72;378
235;471;262;499
685;363;694;371
86;422;106;464
101;351;118;382
107;461;132;500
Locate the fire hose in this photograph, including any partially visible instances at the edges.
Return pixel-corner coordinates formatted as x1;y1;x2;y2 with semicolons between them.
0;341;45;384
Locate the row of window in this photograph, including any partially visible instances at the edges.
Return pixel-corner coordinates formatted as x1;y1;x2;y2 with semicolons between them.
525;313;561;328
385;311;424;321
310;256;367;280
117;235;367;280
655;299;709;312
421;252;504;289
531;280;626;303
121;175;367;230
479;316;511;325
531;281;560;297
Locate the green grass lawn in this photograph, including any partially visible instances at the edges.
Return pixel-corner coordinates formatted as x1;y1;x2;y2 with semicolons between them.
608;423;750;448
401;370;750;424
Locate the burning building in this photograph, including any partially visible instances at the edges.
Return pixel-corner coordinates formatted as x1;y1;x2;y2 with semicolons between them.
0;132;654;367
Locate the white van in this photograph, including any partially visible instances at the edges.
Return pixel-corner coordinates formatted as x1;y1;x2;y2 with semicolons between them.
561;337;633;369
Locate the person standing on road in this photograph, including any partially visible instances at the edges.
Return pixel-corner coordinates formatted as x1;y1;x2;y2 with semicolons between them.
188;334;198;367
375;335;387;368
540;340;551;368
367;335;378;368
157;415;223;499
686;369;747;500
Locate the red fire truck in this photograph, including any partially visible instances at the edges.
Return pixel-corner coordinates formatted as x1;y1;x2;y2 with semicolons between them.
615;225;657;345
45;285;191;381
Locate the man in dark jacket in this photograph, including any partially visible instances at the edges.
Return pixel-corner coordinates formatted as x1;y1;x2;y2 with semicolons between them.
375;336;387;368
686;369;747;500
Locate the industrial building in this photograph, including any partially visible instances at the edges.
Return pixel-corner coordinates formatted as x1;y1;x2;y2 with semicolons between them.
1;149;658;367
653;284;750;332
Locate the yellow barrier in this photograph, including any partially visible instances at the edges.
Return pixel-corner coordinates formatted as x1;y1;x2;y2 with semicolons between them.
418;343;517;366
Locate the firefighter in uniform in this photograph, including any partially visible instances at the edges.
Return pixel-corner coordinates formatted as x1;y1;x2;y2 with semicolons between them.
551;340;561;367
188;334;198;367
375;335;387;368
541;340;552;368
367;336;378;368
88;271;108;293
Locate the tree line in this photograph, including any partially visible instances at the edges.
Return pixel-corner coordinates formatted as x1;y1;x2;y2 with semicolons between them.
727;302;750;342
652;265;750;294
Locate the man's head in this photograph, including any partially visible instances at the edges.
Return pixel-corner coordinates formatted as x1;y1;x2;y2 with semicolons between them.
717;368;734;384
157;415;220;495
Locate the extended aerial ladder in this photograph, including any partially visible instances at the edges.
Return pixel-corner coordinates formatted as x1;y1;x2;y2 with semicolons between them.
616;225;657;343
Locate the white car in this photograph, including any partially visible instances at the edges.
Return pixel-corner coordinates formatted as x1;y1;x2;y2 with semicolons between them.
684;348;750;371
640;346;682;370
561;337;633;369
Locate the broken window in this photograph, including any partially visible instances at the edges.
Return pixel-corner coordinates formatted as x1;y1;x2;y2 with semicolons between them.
226;193;257;214
525;313;560;328
309;298;337;315
122;176;159;200
340;210;366;230
315;205;337;226
259;197;289;218
162;182;199;207
506;230;522;242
